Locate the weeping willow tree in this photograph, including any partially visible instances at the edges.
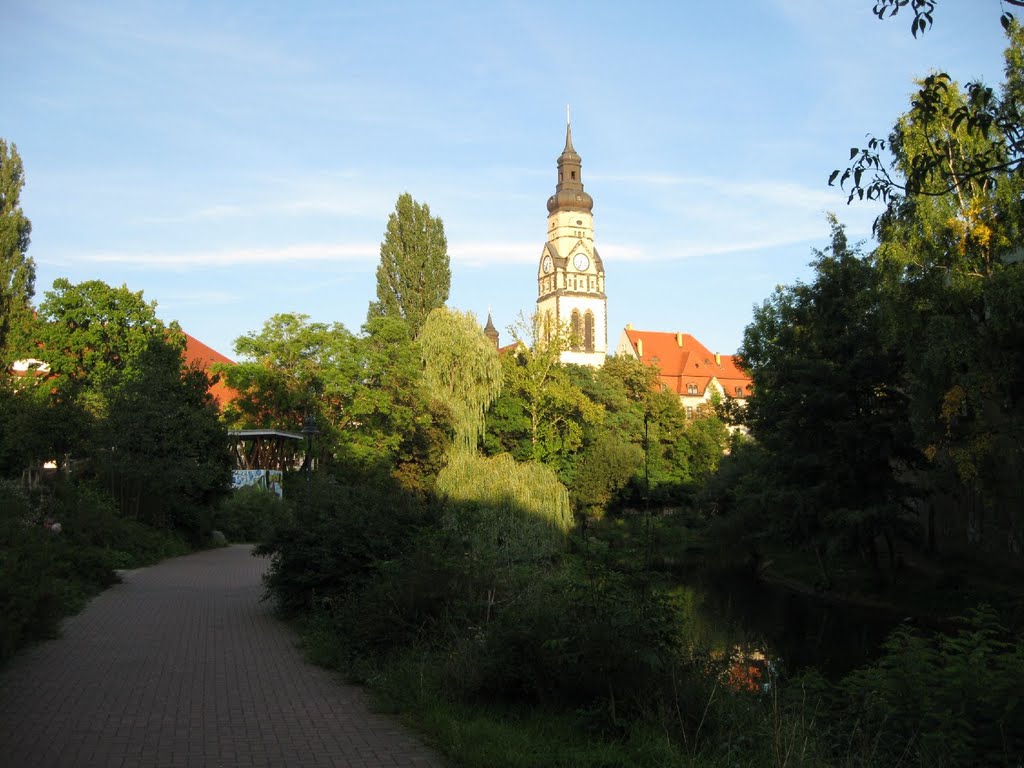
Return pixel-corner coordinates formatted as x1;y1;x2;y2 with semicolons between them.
420;307;572;562
437;453;572;564
419;307;503;452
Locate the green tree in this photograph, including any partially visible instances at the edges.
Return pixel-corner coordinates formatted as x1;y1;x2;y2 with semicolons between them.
33;279;229;534
349;315;450;490
221;313;356;434
367;192;450;337
222;313;446;483
834;22;1024;210
419;307;502;452
35;279;170;419
0;139;34;359
501;313;602;468
100;336;230;533
855;38;1024;554
740;219;921;581
577;355;728;507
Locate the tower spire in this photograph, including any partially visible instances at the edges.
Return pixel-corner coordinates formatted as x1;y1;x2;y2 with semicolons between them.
548;110;591;213
564;104;575;153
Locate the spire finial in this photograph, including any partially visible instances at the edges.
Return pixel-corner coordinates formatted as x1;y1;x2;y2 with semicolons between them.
563;106;575;153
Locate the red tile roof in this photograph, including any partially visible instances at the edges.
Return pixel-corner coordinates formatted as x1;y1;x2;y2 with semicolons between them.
183;333;237;409
620;328;752;398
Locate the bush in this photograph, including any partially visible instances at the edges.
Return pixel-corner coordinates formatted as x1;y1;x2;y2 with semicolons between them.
451;565;690;724
0;478;193;666
53;482;190;567
257;473;431;617
829;605;1024;767
436;453;572;566
213;485;289;543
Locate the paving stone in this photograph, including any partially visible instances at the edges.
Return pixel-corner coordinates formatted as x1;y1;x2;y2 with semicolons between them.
0;545;445;767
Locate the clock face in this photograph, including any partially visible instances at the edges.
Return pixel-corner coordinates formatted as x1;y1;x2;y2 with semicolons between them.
542;255;553;273
573;252;590;271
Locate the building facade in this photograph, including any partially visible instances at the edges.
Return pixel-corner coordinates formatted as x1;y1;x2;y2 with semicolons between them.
536;121;608;367
615;326;752;418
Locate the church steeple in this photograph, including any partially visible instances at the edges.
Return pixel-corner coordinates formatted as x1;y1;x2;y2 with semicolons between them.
537;114;607;368
547;111;593;214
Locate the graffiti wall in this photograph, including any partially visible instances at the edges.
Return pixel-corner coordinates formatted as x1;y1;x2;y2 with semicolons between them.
231;469;284;498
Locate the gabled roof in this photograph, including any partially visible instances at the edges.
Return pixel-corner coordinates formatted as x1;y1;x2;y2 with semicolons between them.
618;327;752;398
183;333;237;409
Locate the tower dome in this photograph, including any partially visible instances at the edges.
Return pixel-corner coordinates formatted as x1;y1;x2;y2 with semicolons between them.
546;121;593;214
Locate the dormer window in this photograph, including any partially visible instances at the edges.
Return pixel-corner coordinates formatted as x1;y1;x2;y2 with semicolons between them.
735;387;743;397
687;384;698;395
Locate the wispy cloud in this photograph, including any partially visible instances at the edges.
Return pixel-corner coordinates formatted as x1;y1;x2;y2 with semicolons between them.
52;3;310;75
593;172;839;212
159;290;242;308
75;242;378;269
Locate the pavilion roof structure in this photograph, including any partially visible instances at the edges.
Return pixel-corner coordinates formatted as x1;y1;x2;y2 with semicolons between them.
228;429;305;471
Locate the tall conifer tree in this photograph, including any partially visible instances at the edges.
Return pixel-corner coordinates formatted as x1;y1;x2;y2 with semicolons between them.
368;193;450;337
0;139;34;358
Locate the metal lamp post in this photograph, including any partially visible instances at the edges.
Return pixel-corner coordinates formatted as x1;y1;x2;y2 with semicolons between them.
300;413;319;486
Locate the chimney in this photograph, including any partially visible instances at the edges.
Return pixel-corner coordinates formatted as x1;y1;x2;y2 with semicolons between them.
637;338;643;357
715;352;721;365
675;332;683;347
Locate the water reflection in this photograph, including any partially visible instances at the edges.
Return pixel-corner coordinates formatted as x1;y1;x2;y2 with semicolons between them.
674;568;902;680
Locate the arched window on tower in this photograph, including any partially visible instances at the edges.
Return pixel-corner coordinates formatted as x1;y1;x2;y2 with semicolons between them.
584;311;595;353
544;310;553;345
570;310;582;351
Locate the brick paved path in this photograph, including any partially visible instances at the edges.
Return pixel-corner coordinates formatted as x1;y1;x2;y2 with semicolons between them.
0;545;444;768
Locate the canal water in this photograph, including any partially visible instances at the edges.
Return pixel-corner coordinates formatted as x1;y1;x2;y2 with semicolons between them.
674;568;905;679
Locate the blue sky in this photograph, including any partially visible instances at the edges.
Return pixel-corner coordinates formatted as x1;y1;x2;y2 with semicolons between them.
5;1;1009;360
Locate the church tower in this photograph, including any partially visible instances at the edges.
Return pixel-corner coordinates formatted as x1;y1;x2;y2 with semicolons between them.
536;117;607;366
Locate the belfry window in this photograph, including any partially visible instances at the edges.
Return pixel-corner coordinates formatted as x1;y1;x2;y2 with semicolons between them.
570;310;582;351
584;311;594;353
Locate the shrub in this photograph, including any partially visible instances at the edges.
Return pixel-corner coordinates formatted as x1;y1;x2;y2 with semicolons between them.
456;565;687;723
0;481;64;662
0;478;195;666
831;605;1024;767
436;452;572;566
213;485;289;542
257;474;431;617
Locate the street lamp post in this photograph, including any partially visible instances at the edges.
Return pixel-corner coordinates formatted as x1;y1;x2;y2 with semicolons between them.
300;413;319;486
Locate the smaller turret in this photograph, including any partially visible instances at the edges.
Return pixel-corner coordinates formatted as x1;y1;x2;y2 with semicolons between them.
484;312;499;349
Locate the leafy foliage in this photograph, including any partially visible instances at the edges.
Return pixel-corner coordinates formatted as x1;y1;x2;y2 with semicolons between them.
0;139;34;360
870;0;1023;38
367;192;451;338
222;313;448;487
0;479;188;665
436;452;572;565
739;219;921;578
832;22;1024;211
821;606;1024;767
28;280;231;536
489;314;603;471
212;485;289;543
419;308;502;453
